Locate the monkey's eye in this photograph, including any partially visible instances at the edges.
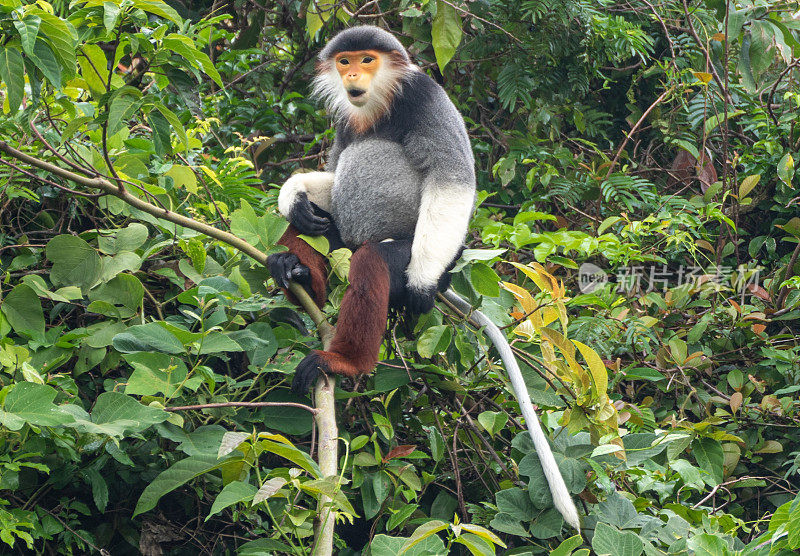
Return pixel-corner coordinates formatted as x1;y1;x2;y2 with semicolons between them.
338;58;350;66
362;56;374;64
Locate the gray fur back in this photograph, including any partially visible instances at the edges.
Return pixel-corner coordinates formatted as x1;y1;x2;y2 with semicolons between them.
331;138;422;247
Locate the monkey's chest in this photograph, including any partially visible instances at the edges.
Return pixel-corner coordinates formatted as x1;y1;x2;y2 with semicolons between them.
331;139;422;248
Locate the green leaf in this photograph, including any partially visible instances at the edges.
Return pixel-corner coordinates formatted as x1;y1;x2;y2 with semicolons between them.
91;391;168;434
400;520;450;554
591;523;644;556
206;480;257;521
82;467;109;512
27;39;62;88
197;332;245;355
123;352;190;397
251;477;287;505
691;437;724;486
78;44;109;96
551;535;585;556
112;322;186;354
704;110;744;135
34;10;78;81
417;325;452;358
686;533;732;556
777;152;795;188
46;234;102;292
131;0;183;25
89;273;144;318
0;383;74;430
166;164;198;193
470;263;500;297
155;102;188;150
432;0;462;72
134;454;224;517
107;88;143;136
477;411;508;437
1;284;45;340
0;46;25;114
98;223;149;254
453;533;495;556
257;439;321;478
13;14;41;56
103;1;121;33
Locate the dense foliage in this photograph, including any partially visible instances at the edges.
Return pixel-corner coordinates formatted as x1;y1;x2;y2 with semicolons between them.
1;0;800;554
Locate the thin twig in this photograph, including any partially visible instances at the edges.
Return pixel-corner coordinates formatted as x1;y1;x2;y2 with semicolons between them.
165;401;318;414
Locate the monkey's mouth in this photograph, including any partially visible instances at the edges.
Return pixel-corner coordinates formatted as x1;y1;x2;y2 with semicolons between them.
347;88;368;105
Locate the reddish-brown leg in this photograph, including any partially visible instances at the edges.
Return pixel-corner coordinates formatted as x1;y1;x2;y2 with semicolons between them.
292;243;390;392
268;225;328;308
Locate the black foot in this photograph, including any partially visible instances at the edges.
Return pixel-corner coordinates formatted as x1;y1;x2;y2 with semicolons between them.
292;351;329;394
267;252;311;289
405;284;437;315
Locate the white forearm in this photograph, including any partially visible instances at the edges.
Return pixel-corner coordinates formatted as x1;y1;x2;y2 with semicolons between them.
406;183;475;290
277;171;335;217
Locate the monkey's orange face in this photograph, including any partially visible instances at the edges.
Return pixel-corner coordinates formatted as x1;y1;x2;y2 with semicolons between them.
335;50;382;107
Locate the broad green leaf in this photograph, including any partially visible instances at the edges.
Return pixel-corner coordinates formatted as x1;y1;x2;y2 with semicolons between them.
206;480;257;520
1;284;45;339
0;46;25;114
46;234;102;292
470;263;500;297
551;535;585;556
432;0;462;72
197;332;245;355
12;14;41;55
133;454;225;516
686;533;732;556
89;273;143;318
251;477;287;505
108;88;143;136
453;533;495;556
417;325;452;358
257;439;321;478
28;39;62;88
103;1;120;32
495;487;535;521
34;10;78;80
78;44;109;95
749;21;776;79
112;322;186;354
98;223;149;254
131;0;182;25
123;352;190;397
704;110;744;135
691;437;724;486
166;165;198;193
371;533;446;556
91;391;168;434
0;383;74;430
400;520;449;554
477;411;508;437
155;102;188;150
591;522;644;556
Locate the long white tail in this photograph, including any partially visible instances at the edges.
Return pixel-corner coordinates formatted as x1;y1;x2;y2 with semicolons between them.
441;289;581;530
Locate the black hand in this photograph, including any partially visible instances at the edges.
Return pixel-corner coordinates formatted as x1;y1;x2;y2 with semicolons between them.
289;192;329;236
267;252;311;289
405;284;437;315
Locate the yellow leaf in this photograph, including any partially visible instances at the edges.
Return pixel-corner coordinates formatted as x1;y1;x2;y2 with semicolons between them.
510;262;550;293
692;71;713;84
500;281;537;314
574;340;609;396
711;32;726;41
738;174;760;198
755;440;783;454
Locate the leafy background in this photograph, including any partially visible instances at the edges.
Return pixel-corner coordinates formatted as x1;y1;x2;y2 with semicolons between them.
1;0;800;554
